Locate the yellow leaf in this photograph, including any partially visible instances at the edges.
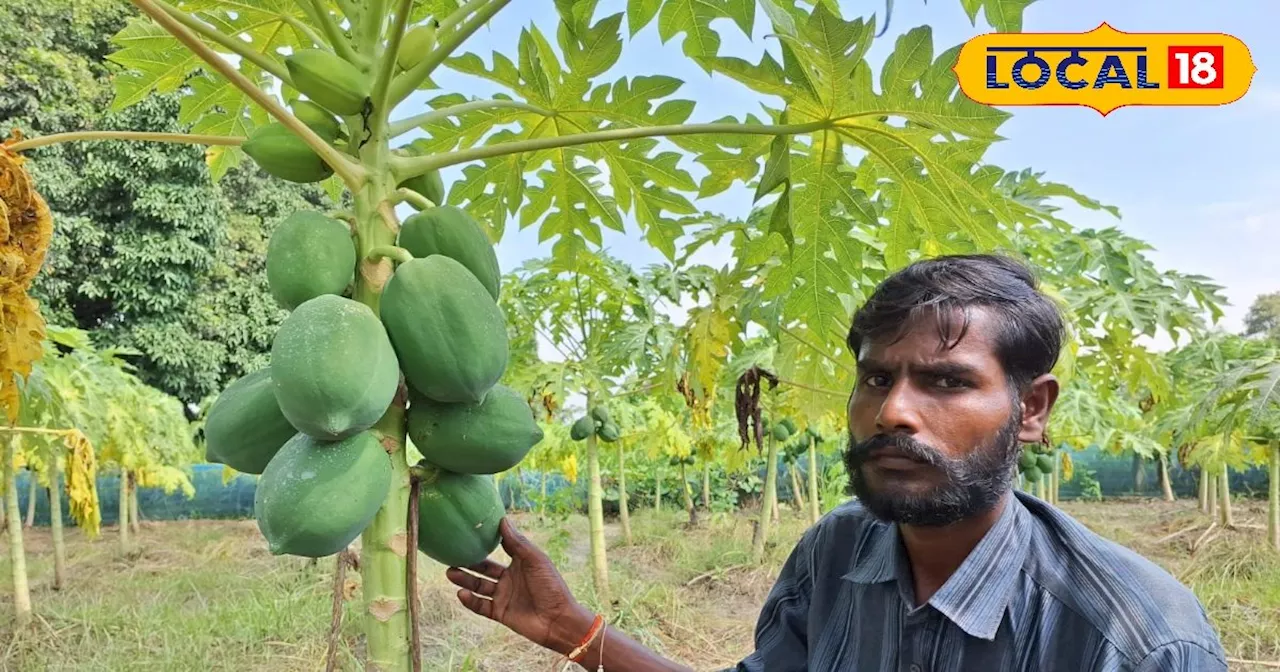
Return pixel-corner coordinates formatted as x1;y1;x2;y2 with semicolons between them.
64;429;101;538
1060;450;1074;482
560;453;579;484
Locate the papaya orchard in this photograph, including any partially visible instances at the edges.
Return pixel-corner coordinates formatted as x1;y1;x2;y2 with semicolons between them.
2;0;1278;670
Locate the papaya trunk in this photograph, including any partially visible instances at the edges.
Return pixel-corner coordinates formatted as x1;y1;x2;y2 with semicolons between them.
1219;468;1233;528
617;440;631;546
1206;469;1218;520
1198;469;1209;513
753;431;780;563
584;425;609;601
679;461;696;527
1159;455;1174;503
118;469;130;554
1049;450;1059;505
49;467;66;591
24;472;37;528
701;462;710;511
788;464;805;512
351;163;414;672
6;436;31;624
129;471;141;535
1268;441;1279;551
807;441;820;524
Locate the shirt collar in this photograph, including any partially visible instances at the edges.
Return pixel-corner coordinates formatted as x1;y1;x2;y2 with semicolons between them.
842;493;1032;641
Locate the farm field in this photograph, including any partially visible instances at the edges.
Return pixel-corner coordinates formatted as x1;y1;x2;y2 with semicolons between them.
3;499;1278;672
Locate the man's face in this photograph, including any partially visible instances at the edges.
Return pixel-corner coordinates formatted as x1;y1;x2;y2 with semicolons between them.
844;308;1042;526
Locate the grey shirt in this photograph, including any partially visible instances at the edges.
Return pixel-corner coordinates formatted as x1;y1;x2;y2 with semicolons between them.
727;491;1227;671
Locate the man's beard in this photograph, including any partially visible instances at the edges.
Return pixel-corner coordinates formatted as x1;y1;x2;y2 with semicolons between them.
843;407;1023;527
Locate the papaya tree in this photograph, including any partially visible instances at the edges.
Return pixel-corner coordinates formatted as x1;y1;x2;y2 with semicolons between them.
3;0;1070;665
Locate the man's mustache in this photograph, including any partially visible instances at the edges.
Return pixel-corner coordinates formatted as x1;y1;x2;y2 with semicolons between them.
849;433;946;467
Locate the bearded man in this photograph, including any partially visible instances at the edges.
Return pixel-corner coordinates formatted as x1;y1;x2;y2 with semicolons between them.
444;254;1227;671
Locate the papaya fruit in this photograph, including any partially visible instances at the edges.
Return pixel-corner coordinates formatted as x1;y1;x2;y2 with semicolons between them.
1036;454;1055;474
380;255;508;404
203;367;296;475
285;49;370;116
415;467;504;568
397;21;439;71
779;418;797;435
271;294;400;440
266;211;355;310
242;123;333;183
1018;450;1037;472
396;206;500;301
597;421;620;443
401;169;446;206
570;416;593;441
771;423;791;442
1024;467;1042;484
290;100;342;141
590;406;611;425
407;385;542;474
254;430;391;557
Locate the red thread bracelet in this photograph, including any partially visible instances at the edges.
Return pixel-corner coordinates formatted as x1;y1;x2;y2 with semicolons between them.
568;614;605;663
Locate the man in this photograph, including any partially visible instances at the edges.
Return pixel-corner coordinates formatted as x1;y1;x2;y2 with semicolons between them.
445;254;1228;671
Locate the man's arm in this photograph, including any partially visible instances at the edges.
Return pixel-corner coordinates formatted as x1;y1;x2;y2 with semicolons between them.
1134;641;1228;672
445;518;693;672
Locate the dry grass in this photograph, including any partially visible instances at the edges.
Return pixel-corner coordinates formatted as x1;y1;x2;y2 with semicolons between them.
0;500;1276;671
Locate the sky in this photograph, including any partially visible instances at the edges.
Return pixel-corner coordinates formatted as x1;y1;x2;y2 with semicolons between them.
398;0;1280;339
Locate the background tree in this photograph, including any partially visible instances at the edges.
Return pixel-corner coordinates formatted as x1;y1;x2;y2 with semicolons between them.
1245;292;1280;342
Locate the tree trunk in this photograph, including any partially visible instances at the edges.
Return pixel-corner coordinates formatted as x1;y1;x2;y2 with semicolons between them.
701;462;710;511
1158;455;1174;502
24;471;37;528
752;431;780;563
585;430;609;600
1197;468;1209;513
118;469;130;554
679;461;697;527
1219;468;1234;528
1268;441;1278;552
1132;452;1147;493
807;440;821;524
617;440;631;546
128;471;141;535
5;437;31;624
49;467;66;591
789;463;806;512
1206;469;1218;520
1050;449;1061;505
539;471;547;521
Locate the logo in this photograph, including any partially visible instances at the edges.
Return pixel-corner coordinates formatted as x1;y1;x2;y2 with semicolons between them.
952;23;1256;115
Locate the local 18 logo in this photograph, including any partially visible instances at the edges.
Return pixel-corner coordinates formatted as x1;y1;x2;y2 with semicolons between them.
952;23;1256;115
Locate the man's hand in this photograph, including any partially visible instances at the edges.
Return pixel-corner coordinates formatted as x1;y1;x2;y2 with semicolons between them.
444;517;595;656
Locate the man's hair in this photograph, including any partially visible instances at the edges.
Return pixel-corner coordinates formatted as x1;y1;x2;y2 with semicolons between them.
846;253;1065;392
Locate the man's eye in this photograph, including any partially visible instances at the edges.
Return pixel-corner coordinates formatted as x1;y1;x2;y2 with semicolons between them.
864;374;890;388
935;376;966;389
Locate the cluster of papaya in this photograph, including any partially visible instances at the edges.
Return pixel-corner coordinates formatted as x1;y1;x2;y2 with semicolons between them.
203;169;540;564
762;416;799;443
780;424;823;462
1018;443;1057;485
667;454;696;467
570;406;620;443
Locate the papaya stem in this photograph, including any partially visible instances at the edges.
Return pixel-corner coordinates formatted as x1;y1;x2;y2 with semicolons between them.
324;549;350;672
406;473;422;672
279;13;327;49
437;0;488;34
388;0;513;106
388;99;552;141
392;188;434;211
6;131;241;154
152;0;292;83
128;0;367;188
302;0;360;65
368;246;413;265
372;0;416;114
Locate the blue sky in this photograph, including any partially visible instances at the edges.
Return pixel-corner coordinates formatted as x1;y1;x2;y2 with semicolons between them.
401;0;1278;337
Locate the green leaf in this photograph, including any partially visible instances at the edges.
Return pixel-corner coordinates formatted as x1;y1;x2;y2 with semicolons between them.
960;0;1036;32
656;0;755;64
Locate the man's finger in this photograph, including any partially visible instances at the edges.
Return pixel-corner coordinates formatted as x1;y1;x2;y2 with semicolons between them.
456;588;493;619
463;559;506;580
445;567;492;595
498;517;539;561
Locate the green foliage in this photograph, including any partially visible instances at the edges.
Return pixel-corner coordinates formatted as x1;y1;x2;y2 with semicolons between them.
1245;292;1280;342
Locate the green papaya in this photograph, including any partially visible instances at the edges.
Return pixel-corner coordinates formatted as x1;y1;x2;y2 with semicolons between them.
407;385;542;474
1024;467;1042;484
254;430;391;557
396;206;499;301
1036;454;1055;474
401;169;447;207
203;367;296;474
266;211;355;310
380;255;508;404
771;424;792;442
684;455;696;466
416;468;504;568
1018;450;1037;472
805;426;821;439
285;49;370;115
271;295;400;440
590;406;611;425
597;421;620;443
290;100;342;141
397;21;439;71
242;123;333;183
779;418;797;434
570;416;594;441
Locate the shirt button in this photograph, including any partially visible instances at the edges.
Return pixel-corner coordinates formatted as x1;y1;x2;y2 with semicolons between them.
909;665;922;672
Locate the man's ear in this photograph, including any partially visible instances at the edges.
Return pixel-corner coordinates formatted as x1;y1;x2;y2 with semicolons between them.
1017;373;1059;444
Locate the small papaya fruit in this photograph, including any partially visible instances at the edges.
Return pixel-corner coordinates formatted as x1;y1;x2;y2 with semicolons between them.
415;467;504;568
397;20;439;71
266;211;355;310
570;416;594;441
396;206;499;301
1036;454;1055;474
290;100;342;141
286;49;370;115
590;406;611;425
597;421;620;443
407;385;543;475
203;367;296;475
242;123;333;183
401;168;447;207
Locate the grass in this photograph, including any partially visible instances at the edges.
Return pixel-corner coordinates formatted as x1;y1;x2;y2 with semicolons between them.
0;499;1277;671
